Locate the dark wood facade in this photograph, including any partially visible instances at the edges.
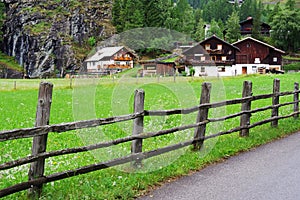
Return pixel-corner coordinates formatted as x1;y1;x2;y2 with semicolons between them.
182;35;240;66
240;17;271;36
140;60;175;76
233;37;285;65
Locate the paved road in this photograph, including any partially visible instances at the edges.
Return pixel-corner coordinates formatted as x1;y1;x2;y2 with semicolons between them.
138;132;300;200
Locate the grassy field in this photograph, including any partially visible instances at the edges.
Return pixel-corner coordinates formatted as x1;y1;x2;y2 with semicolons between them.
0;73;300;199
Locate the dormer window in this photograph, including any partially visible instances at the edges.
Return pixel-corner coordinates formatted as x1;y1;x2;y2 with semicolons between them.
217;44;222;50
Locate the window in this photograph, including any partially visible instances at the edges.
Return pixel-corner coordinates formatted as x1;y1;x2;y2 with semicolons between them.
201;56;206;61
246;43;251;48
201;67;205;72
218;67;226;72
221;56;226;61
205;44;211;50
273;57;278;62
211;56;216;61
217;44;222;50
254;58;260;64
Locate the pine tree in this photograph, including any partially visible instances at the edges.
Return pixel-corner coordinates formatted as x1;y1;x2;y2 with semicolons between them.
194;17;206;41
122;0;145;31
207;19;223;38
112;0;124;32
225;10;241;43
144;0;172;28
252;0;262;39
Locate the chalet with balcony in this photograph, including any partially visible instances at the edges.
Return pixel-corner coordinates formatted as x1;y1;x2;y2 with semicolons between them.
240;17;271;36
181;35;240;76
232;37;285;75
85;46;136;74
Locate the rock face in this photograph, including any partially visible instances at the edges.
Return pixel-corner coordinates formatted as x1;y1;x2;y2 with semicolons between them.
1;0;113;78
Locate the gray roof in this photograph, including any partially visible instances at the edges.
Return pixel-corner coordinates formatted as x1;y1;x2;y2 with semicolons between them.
85;46;124;62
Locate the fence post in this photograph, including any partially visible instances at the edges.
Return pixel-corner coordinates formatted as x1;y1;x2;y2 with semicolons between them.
240;81;252;137
131;89;145;168
28;82;53;198
271;79;280;127
193;82;211;150
294;82;299;119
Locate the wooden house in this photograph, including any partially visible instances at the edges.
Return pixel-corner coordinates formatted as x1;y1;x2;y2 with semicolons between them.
85;46;136;74
181;35;240;76
240;17;271;36
232;37;285;75
140;60;176;77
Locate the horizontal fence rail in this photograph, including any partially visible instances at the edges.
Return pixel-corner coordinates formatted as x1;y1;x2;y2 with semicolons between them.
0;79;299;198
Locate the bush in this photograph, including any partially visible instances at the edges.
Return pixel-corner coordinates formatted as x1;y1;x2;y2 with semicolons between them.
283;62;300;71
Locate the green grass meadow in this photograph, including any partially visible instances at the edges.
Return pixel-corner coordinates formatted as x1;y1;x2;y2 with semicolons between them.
0;73;300;199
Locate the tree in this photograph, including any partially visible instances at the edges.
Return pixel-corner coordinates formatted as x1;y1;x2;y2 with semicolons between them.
122;0;145;31
225;10;241;43
252;0;263;39
144;0;172;28
194;17;206;41
112;0;124;32
172;0;195;35
270;7;300;52
207;19;223;38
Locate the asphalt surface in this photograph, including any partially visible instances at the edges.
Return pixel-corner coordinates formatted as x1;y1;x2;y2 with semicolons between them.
138;131;300;200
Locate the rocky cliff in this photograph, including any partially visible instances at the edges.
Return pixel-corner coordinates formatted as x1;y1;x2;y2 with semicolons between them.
1;0;113;78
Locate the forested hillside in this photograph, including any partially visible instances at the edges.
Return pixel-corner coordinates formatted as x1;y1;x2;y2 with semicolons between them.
112;0;300;52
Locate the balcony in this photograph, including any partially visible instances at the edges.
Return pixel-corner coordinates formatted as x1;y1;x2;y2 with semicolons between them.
114;56;133;61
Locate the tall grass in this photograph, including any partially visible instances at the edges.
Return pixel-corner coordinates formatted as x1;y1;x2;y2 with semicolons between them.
0;73;299;199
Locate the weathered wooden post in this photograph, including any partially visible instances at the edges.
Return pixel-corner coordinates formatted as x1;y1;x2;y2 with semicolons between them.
240;81;252;137
193;82;211;150
28;82;53;198
14;81;17;90
294;82;299;119
70;76;73;89
271;79;280;127
131;89;145;168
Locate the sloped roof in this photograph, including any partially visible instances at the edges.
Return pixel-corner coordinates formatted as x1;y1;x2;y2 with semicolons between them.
232;37;285;54
85;46;124;62
200;35;240;51
239;17;270;28
182;35;240;55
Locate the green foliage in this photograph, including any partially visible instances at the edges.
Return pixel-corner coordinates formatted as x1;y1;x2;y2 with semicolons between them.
0;52;23;72
283;62;300;70
270;5;300;52
88;36;96;47
206;19;223;38
225;10;241;43
202;0;234;23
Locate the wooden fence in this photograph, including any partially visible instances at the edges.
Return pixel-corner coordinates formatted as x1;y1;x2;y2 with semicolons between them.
0;79;299;198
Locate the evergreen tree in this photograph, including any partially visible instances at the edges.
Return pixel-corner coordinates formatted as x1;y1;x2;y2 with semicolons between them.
112;0;124;32
225;10;241;43
194;17;206;41
270;6;300;52
252;0;263;39
207;19;223;38
268;2;281;23
173;0;195;35
122;0;145;31
144;0;171;28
